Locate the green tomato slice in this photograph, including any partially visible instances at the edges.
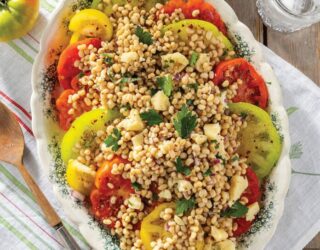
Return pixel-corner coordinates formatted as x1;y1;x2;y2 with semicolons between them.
61;109;120;164
229;102;282;179
163;19;234;51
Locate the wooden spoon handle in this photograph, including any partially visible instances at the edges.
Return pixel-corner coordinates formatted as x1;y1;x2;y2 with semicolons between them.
17;163;61;227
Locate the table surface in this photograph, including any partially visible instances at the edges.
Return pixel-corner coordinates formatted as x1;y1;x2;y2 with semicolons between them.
225;0;320;248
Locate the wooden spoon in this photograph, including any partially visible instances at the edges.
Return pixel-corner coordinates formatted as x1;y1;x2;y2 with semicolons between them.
0;101;81;250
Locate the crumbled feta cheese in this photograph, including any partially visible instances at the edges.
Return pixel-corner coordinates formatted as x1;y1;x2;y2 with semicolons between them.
246;202;260;221
158;189;172;200
128;195;143;210
132;133;144;148
211;226;228;242
191;133;208;145
229;175;248;205
119;109;145;131
120;52;139;63
161;52;189;73
204;123;221;140
151;91;170;111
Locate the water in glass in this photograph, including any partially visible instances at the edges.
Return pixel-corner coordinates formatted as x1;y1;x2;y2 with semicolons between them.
256;0;320;32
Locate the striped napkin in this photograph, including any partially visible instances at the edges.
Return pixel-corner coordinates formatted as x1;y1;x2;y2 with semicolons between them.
0;1;320;250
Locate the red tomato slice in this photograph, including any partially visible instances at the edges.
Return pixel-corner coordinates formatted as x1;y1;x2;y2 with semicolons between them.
57;38;101;89
214;58;269;109
91;157;134;226
56;89;76;131
70;72;90;91
242;168;261;205
95;157;133;194
163;0;227;35
90;189;123;227
233;218;252;237
56;88;91;130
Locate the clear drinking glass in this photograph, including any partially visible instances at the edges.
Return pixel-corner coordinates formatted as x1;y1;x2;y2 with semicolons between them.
256;0;320;32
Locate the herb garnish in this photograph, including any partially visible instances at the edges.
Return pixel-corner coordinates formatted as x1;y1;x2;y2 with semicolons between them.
203;169;212;177
132;182;142;191
104;128;121;152
102;53;114;66
176;197;196;215
176;157;191;176
174;105;197;139
120;76;140;83
188;83;199;92
135;26;153;45
156;75;173;97
189;52;199;66
221;201;248;218
140;109;163;126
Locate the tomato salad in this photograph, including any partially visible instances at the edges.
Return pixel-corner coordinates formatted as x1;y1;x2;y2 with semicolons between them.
55;1;282;249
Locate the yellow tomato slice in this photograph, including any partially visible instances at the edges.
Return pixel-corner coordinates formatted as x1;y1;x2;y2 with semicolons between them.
60;108;120;164
68;9;113;43
140;203;175;250
163;19;234;51
141;203;205;250
66;159;96;195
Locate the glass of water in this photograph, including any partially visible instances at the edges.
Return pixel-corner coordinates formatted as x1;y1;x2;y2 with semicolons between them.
256;0;320;32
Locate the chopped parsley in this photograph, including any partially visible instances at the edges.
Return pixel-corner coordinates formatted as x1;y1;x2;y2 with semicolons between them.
189;52;199;66
102;53;114;66
186;99;194;106
221;201;248;218
240;112;248;119
78;72;85;78
140;109;163;126
120;76;140;83
104;128;121;152
176;197;196;215
176;157;191;176
188;83;199;92
203;169;212;177
174;105;197;139
231;155;239;162
156;75;173;97
150;88;158;96
135;26;153;45
216;153;226;164
132;182;142;191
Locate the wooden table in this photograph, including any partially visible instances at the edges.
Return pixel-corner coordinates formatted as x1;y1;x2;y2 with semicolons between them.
225;0;320;248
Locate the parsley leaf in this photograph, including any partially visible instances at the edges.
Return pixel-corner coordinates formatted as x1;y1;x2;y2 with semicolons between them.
203;169;212;177
140;109;163;126
156;75;173;97
174;105;197;139
78;72;85;78
135;26;153;45
186;99;194;106
150;88;158;96
231;155;239;162
176;157;191;176
221;201;248;218
188;83;199;92
120;77;140;83
176;197;196;215
132;182;142;191
102;53;114;66
189;52;199;66
104;128;121;152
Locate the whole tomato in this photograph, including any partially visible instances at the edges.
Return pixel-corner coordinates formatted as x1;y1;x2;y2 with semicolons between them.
0;0;39;42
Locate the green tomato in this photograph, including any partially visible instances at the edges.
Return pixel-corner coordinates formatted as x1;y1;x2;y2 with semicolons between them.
61;109;120;164
163;19;234;51
0;0;39;42
229;102;282;179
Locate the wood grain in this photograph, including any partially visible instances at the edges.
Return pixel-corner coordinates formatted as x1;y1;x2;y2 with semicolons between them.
225;0;264;42
267;24;320;84
225;0;320;248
